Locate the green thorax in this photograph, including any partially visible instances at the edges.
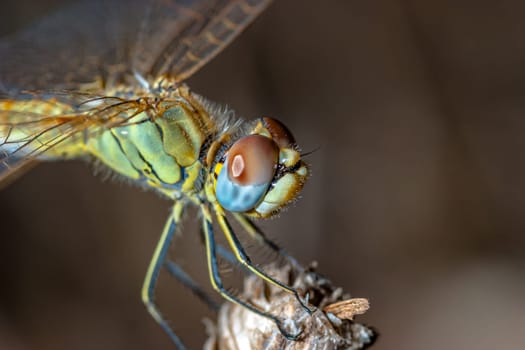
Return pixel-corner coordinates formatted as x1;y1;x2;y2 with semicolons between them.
84;89;219;199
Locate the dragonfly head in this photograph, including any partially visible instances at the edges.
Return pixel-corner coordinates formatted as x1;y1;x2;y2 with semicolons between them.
211;117;308;218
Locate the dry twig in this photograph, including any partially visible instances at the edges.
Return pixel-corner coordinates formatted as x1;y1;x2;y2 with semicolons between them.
204;263;377;350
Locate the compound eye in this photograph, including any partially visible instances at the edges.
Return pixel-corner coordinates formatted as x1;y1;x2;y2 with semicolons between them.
262;117;296;148
215;135;279;212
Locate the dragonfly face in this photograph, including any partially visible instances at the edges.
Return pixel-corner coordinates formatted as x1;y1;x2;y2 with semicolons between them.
210;117;308;217
0;0;313;348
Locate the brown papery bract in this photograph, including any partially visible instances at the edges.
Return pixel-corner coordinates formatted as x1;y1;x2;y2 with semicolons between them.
204;263;377;350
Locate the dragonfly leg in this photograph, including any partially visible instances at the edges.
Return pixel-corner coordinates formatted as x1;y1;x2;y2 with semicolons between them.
232;212;303;271
217;207;315;315
165;241;253;311
164;260;220;312
200;205;303;341
141;202;186;350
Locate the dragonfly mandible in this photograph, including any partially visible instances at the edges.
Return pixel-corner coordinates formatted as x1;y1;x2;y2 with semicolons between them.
0;0;312;348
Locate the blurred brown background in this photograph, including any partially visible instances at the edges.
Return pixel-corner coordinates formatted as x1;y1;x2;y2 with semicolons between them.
1;0;525;349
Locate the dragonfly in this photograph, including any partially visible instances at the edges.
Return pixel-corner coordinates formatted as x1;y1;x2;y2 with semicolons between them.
0;0;312;348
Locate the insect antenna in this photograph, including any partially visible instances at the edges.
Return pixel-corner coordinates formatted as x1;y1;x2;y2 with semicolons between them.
300;145;321;158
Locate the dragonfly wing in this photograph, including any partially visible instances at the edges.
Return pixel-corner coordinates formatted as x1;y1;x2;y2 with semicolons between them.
0;0;273;93
0;92;145;185
0;1;140;93
131;0;273;81
0;110;82;183
0;154;38;190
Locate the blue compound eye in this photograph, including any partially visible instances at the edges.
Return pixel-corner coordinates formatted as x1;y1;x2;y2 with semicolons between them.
215;135;279;212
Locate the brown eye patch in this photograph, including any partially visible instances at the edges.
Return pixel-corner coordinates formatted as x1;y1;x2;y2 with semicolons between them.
262;117;296;148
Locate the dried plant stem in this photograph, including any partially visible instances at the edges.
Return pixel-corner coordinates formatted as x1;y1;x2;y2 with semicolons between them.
204;263;377;350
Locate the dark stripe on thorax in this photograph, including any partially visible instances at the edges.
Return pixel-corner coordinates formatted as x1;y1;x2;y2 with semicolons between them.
108;129;144;179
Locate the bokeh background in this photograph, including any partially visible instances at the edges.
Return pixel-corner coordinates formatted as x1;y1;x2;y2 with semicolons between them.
1;0;525;349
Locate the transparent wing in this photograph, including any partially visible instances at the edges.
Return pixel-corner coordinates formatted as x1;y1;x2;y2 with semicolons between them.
132;0;273;81
0;1;135;93
0;0;272;93
0;91;147;183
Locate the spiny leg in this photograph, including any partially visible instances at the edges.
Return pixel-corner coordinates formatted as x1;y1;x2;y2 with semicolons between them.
216;206;314;314
198;222;242;267
165;241;259;311
162;216;218;310
141;202;186;350
232;212;302;271
164;260;219;312
200;204;302;340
